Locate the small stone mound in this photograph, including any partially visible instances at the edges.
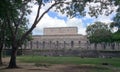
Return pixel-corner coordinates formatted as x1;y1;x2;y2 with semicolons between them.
34;63;51;67
102;62;109;65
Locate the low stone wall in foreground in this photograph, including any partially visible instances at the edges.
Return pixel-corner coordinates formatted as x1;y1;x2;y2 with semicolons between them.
22;49;120;58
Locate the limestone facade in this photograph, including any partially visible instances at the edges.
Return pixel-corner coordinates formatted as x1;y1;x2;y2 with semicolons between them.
44;27;78;35
29;34;87;50
24;27;120;51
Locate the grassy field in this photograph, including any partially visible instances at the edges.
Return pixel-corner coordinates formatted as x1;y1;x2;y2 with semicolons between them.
0;56;119;72
17;55;120;67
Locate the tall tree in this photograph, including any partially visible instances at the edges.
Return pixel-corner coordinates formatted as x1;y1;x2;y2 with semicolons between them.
0;19;4;65
0;0;118;68
110;2;120;42
86;22;112;49
110;2;120;48
0;0;10;64
0;0;32;67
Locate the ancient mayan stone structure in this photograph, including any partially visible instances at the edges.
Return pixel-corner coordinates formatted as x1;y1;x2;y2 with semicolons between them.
24;27;87;50
24;27;120;51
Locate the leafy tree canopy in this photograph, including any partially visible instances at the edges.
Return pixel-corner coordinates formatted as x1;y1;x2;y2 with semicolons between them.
110;0;120;42
86;22;112;43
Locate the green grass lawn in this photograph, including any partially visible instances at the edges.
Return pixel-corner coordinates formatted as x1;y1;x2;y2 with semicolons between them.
17;55;120;67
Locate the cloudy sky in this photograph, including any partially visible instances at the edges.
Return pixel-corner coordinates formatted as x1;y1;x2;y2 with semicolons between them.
28;1;117;35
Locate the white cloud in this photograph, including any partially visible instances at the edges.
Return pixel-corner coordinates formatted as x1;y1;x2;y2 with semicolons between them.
66;18;86;35
27;2;116;36
27;3;86;35
35;14;66;34
94;11;116;24
32;14;86;35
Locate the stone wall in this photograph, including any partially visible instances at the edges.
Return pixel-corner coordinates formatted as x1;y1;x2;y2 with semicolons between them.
20;26;120;56
22;49;120;57
23;35;120;51
44;27;78;35
23;34;88;50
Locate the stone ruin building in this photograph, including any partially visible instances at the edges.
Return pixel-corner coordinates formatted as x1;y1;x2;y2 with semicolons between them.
25;27;88;50
3;27;120;57
24;27;119;51
18;27;120;57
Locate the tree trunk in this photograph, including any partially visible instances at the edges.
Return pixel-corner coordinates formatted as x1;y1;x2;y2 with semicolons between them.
0;49;2;65
8;46;18;68
0;45;3;65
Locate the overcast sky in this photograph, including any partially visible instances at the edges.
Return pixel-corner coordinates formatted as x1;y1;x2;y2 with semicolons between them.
28;1;117;35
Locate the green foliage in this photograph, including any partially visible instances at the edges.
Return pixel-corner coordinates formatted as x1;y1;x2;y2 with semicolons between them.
112;31;120;42
51;0;116;18
0;0;32;48
110;3;120;42
111;16;120;32
86;22;112;43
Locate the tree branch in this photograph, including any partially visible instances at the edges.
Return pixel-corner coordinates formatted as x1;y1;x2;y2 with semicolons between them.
20;0;88;43
20;2;58;42
18;1;29;25
11;14;18;35
36;3;57;24
34;0;42;23
14;1;29;40
6;11;15;40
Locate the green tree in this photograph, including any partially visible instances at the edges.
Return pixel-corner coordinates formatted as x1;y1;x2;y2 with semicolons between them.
0;0;32;67
0;0;118;68
110;3;120;42
110;4;120;48
0;19;5;65
110;22;120;43
86;22;112;49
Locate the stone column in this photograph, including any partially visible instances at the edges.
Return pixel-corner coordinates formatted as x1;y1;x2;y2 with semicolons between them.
71;41;74;48
43;41;45;49
30;41;33;49
49;41;52;49
78;41;81;48
64;41;66;48
36;41;39;49
56;41;59;49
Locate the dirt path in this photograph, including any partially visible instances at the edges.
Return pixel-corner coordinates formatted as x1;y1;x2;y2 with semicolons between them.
0;64;99;72
0;57;120;72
